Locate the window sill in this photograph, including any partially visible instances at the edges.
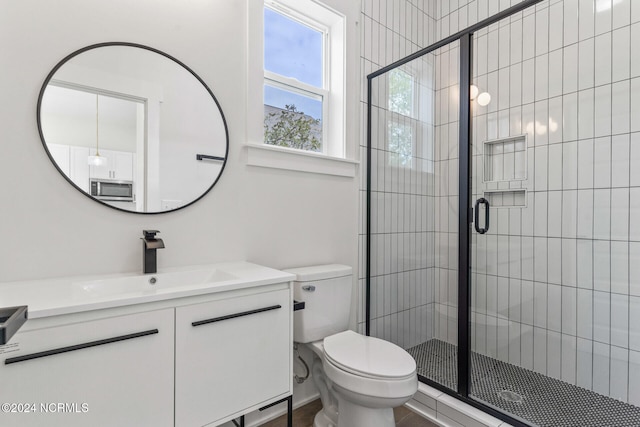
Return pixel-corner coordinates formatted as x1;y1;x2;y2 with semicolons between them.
246;144;359;177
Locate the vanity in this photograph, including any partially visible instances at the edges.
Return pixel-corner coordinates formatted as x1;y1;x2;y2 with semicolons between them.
0;262;294;427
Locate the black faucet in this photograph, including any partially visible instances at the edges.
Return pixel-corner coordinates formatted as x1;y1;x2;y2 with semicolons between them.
142;230;165;274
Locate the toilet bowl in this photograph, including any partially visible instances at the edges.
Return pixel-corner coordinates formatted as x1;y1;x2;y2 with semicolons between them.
286;265;418;427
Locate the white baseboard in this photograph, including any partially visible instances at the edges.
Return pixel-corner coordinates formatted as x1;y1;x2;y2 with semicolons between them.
406;382;514;427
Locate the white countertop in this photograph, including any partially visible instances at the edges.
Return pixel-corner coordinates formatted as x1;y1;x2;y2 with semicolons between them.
0;262;295;319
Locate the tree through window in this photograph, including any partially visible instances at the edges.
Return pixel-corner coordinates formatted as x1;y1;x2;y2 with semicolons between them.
388;69;415;167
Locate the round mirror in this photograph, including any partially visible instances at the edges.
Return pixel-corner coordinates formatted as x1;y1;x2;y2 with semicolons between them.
37;42;229;214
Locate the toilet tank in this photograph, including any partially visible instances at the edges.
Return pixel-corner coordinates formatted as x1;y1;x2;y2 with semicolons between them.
284;264;353;343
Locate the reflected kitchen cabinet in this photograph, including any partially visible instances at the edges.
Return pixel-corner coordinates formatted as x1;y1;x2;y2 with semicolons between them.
88;149;134;181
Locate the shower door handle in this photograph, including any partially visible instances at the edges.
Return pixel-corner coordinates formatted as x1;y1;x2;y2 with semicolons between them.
474;197;490;234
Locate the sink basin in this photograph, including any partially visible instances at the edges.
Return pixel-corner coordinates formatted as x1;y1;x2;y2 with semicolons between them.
0;305;28;345
0;262;295;319
74;268;237;298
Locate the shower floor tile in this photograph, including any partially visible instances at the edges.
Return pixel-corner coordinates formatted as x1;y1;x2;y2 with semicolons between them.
406;339;640;427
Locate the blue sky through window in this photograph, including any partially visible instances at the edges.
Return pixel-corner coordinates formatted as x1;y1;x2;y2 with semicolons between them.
264;85;322;119
264;7;323;120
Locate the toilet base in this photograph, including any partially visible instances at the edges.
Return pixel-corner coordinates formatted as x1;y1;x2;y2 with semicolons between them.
313;409;337;427
335;395;395;427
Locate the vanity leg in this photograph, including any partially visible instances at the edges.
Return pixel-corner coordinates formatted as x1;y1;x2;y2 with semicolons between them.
232;416;244;427
258;395;293;426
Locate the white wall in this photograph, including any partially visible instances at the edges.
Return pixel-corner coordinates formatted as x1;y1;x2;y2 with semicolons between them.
0;0;359;309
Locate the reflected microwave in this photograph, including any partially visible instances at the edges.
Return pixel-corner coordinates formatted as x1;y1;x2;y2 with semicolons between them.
89;179;134;202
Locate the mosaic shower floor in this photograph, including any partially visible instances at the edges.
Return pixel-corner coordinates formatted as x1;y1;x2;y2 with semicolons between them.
406;339;640;427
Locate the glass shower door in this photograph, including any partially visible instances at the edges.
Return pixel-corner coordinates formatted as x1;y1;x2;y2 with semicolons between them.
367;41;460;392
468;2;640;426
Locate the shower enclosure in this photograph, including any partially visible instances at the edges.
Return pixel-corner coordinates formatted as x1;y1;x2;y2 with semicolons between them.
365;0;640;426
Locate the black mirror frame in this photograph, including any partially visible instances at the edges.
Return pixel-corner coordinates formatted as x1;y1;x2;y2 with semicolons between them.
36;42;230;215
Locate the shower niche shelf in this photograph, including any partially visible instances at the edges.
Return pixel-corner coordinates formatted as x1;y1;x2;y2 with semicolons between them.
483;189;526;208
482;134;528;208
483;134;527;183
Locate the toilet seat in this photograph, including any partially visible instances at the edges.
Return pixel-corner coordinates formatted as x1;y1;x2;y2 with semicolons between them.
323;330;416;380
321;349;418;400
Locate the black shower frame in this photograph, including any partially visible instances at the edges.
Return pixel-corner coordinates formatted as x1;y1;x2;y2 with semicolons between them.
365;1;543;426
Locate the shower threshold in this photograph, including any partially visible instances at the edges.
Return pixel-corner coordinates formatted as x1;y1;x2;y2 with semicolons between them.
407;339;640;427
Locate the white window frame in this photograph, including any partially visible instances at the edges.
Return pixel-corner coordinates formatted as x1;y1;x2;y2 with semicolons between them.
247;0;357;177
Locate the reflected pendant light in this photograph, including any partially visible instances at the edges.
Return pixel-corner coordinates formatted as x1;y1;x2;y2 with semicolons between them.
477;92;491;107
88;94;106;166
469;84;479;100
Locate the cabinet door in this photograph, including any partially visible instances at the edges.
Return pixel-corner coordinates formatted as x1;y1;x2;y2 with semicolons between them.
0;309;174;427
175;288;291;427
88;150;134;181
112;151;134;181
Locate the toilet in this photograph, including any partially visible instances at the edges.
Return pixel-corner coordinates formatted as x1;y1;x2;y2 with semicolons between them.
285;264;418;427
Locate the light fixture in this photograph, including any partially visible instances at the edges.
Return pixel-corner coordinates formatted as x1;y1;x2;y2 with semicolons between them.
595;0;624;13
535;120;547;135
477;92;491;107
470;84;479;100
525;122;534;135
88;94;106;166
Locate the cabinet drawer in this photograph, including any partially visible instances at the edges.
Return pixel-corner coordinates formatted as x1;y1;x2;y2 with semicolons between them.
175;288;290;427
0;309;174;427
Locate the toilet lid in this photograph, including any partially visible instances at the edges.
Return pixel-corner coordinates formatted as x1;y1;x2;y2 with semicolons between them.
323;330;416;379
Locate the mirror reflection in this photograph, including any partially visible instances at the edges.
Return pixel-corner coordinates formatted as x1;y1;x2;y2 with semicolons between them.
38;43;228;213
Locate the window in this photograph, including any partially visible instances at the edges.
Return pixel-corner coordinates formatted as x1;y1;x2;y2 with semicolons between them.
263;5;326;153
388;122;413;167
387;69;415;168
247;0;355;177
262;0;344;157
389;69;414;116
